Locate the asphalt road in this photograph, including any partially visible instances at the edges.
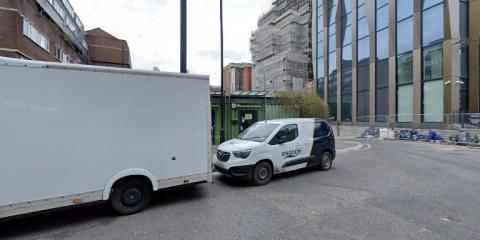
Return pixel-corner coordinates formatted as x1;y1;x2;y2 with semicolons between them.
1;140;479;240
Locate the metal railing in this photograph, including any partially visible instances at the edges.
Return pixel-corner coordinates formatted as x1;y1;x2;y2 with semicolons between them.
348;113;480;130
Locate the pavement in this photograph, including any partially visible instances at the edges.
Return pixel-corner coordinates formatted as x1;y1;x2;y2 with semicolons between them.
1;141;480;240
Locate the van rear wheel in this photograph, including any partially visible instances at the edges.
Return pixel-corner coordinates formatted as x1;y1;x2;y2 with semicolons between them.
110;179;152;215
318;152;333;171
252;162;273;186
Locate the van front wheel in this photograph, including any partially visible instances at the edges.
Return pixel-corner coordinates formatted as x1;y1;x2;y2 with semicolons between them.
252;161;273;186
110;179;152;215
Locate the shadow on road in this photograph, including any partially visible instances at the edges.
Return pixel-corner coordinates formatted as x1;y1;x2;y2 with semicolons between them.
216;166;335;187
0;185;206;239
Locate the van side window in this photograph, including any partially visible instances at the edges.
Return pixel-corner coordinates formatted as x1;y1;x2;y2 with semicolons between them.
314;121;330;137
275;124;298;143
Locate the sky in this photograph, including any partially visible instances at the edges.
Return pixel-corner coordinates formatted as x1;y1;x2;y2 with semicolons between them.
69;0;274;86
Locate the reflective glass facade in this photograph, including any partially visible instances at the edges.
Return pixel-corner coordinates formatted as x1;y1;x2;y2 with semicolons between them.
375;0;389;122
357;0;369;122
312;0;475;123
422;1;444;122
341;0;352;121
317;0;325;98
327;0;338;119
396;0;414;122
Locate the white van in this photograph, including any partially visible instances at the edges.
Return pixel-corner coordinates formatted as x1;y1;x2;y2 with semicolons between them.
214;119;336;185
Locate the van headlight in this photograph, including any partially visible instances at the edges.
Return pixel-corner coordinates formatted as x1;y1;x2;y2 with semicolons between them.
233;150;251;159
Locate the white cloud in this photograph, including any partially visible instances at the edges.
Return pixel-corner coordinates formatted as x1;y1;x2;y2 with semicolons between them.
70;0;273;86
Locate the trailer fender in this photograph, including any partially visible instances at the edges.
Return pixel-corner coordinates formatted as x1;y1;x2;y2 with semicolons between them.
103;168;159;200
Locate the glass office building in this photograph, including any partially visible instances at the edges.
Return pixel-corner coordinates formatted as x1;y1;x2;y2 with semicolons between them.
313;0;479;123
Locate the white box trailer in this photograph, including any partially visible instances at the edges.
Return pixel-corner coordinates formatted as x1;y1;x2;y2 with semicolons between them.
0;57;212;219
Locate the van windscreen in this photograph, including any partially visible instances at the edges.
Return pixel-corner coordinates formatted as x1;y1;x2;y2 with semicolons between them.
238;123;280;142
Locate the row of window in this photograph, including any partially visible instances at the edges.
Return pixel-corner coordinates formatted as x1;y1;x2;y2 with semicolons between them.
23;18;73;63
55;48;72;63
23;19;50;51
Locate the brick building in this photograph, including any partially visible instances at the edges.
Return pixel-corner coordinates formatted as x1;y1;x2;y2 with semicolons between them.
0;0;131;68
223;63;252;95
85;28;131;68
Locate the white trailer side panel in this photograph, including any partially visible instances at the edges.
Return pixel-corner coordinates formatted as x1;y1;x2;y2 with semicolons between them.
0;58;211;208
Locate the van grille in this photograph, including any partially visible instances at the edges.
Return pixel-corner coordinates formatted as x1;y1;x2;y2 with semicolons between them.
216;150;230;162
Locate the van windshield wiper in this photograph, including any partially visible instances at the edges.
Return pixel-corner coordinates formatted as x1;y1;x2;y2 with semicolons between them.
241;136;264;141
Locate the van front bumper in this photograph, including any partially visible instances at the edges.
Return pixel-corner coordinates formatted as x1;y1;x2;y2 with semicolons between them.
214;164;254;180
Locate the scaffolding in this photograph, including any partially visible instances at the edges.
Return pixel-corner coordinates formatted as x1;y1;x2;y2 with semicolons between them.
251;0;312;92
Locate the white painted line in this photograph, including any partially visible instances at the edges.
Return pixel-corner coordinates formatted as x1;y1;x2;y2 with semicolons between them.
337;141;365;154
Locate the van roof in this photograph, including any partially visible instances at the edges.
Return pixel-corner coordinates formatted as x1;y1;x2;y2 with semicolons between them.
259;118;328;125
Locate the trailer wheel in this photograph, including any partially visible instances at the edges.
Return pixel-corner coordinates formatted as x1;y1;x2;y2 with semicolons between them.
252;161;273;186
318;152;333;171
110;179;152;215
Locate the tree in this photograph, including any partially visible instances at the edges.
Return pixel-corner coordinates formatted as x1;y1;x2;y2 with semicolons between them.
276;91;330;118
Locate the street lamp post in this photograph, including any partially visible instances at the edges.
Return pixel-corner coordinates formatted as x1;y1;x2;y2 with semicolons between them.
220;0;225;143
180;0;187;73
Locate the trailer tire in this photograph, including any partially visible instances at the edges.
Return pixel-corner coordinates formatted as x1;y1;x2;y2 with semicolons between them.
252;161;273;186
110;179;152;215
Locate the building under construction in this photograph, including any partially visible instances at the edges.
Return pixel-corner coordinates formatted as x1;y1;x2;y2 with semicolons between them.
250;0;312;92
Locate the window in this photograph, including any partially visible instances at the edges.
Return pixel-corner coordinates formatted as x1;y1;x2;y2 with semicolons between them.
329;33;336;52
376;60;389;89
317;77;325;98
460;46;468;78
460;45;469;113
357;65;370;121
342;25;352;46
357;90;370;121
423;80;444;122
376;5;389;31
341;68;352;121
422;4;444;46
342;12;352;25
397;17;413;54
342;68;352;93
397;85;414;122
358;18;369;39
376;28;389;61
55;47;63;61
423;44;443;81
314;121;331;137
317;57;325;78
23;19;50;52
341;92;352;121
358;37;370;65
397;0;413;21
328;51;336;75
328;0;338;25
342;44;352;69
328;72;337;119
275;125;298;143
318;38;324;56
376;87;389;121
342;0;352;13
358;4;366;18
397;52;413;85
460;0;469;39
422;0;443;10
